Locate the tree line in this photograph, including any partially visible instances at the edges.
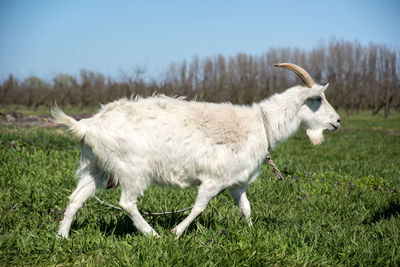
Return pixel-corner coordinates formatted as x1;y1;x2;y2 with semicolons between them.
1;39;399;116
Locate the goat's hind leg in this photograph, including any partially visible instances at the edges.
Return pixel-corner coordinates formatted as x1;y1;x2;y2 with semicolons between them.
58;166;102;238
118;186;159;237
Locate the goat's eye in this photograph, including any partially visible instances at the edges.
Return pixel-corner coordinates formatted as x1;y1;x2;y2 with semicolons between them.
316;96;323;102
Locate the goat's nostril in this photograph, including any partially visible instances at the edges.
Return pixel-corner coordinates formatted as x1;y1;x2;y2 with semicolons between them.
337;119;341;123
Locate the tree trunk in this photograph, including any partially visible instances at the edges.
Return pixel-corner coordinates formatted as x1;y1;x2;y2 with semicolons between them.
371;103;384;116
384;95;393;118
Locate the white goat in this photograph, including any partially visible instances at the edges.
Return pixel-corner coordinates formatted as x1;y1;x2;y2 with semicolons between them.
52;63;340;238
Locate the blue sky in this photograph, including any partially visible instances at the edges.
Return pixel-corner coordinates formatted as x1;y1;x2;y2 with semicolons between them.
0;0;399;82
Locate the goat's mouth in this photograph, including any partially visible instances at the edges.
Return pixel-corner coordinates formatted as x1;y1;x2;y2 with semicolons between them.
329;123;339;131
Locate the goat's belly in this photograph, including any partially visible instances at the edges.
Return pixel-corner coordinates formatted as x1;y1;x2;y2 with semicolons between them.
152;168;201;188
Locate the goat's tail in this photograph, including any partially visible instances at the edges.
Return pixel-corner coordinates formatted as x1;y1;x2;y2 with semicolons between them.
51;104;87;140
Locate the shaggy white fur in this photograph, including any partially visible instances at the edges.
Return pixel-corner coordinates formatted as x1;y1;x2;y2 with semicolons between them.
53;83;340;238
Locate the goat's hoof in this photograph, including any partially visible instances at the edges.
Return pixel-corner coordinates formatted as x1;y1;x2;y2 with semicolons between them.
153;232;161;238
56;232;68;239
170;228;182;239
145;229;160;238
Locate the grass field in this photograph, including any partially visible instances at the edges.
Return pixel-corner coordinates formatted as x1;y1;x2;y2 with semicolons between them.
1;111;399;265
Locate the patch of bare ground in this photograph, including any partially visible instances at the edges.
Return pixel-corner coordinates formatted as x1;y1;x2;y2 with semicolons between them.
0;112;91;127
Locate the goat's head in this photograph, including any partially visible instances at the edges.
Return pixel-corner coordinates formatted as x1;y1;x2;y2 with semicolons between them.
275;63;341;145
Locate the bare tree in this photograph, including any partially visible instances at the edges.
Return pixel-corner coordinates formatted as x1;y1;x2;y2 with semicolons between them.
1;40;399;116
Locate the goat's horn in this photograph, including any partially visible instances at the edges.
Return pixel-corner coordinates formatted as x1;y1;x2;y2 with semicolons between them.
274;63;315;88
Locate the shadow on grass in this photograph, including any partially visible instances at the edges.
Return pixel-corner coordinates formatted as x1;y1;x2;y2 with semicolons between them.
98;212;221;237
93;213;190;237
100;215;138;237
68;215;137;237
365;201;400;224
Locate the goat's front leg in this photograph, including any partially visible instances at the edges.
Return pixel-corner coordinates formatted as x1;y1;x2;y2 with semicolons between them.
171;183;221;238
230;186;252;226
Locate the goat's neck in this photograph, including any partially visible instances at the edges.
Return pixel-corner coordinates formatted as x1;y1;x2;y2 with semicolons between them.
258;89;305;150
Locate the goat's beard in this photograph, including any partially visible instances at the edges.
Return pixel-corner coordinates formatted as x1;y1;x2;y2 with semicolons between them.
306;128;324;145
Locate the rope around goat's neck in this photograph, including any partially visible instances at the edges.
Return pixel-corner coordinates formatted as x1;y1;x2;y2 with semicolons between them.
260;108;284;180
265;155;285;180
260;107;272;151
93;156;284;215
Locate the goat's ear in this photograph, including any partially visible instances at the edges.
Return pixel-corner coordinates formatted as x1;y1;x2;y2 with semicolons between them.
314;83;329;95
304;84;328;99
321;83;329;92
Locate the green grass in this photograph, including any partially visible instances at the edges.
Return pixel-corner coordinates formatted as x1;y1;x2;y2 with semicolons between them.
1;111;399;265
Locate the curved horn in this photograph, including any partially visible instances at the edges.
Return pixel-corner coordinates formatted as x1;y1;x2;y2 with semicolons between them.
274;63;315;88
